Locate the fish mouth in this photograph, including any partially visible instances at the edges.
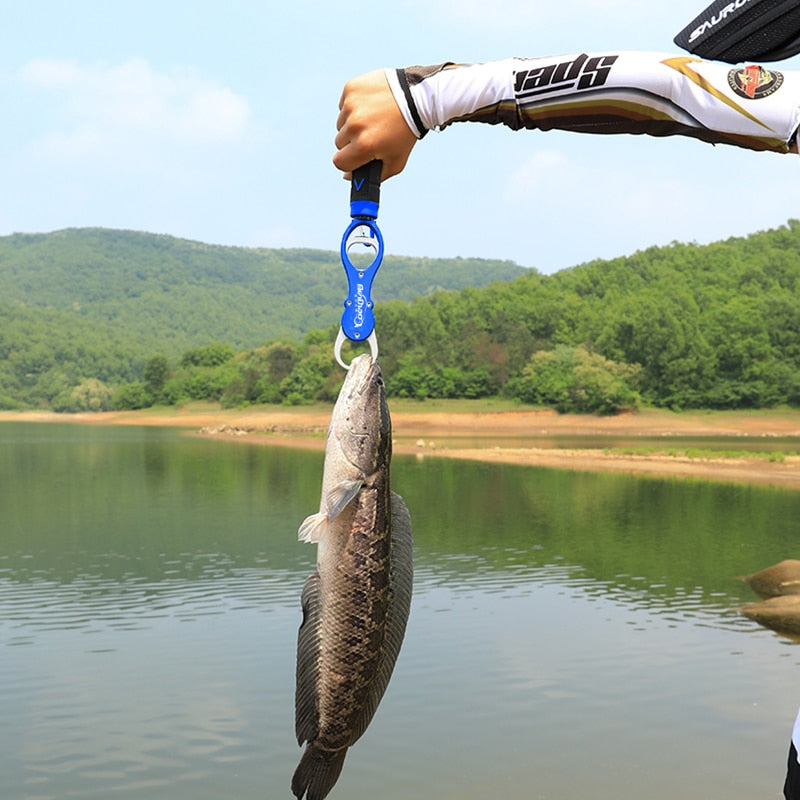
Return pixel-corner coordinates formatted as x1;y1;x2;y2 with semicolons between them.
342;354;384;409
348;353;380;392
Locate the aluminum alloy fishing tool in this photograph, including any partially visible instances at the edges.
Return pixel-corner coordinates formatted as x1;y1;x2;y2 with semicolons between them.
334;160;383;370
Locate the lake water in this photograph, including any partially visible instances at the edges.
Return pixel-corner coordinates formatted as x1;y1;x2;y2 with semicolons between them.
1;422;798;800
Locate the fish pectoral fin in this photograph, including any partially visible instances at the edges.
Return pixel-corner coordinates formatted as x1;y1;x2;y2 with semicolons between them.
325;479;363;521
298;512;329;543
297;480;361;543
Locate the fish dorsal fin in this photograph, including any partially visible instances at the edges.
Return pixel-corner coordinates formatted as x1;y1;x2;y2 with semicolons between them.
325;479;363;521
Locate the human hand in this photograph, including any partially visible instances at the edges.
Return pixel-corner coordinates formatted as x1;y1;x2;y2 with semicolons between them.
334;69;418;181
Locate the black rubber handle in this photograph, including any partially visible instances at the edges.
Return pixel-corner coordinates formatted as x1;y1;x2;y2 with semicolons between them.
350;160;382;216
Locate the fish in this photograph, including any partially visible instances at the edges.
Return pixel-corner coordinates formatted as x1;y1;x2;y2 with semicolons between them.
292;353;413;800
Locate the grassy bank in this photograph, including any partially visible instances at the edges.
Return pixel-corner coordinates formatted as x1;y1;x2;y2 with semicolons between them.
3;402;800;489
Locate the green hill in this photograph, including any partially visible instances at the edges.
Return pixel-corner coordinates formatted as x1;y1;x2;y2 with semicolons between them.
0;227;527;353
370;219;800;411
0;227;527;409
3;222;800;414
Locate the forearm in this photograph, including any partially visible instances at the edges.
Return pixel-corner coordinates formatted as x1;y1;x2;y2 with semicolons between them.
387;51;800;154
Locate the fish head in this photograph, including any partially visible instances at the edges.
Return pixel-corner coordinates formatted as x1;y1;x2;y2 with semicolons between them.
331;354;391;477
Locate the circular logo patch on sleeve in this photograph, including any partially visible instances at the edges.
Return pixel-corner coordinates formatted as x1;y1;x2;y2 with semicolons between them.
728;65;784;99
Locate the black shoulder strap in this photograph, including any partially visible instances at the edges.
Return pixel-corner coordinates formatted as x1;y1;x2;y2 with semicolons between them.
674;0;800;63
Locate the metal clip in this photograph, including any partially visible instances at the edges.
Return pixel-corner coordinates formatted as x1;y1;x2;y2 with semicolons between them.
334;327;379;370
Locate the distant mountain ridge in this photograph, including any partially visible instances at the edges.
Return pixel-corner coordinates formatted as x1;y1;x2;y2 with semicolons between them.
0;227;528;354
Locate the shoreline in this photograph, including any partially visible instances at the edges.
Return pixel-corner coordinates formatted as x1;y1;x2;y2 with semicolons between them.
3;405;800;489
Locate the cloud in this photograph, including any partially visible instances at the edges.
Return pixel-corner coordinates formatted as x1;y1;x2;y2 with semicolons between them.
406;0;683;33
501;135;800;272
500;144;714;266
6;56;261;239
507;145;702;218
396;0;703;56
21;57;252;160
506;149;576;194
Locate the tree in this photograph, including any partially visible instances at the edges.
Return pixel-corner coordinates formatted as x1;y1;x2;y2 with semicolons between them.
111;383;152;410
506;345;641;414
595;290;714;408
143;354;170;401
52;379;113;412
179;342;234;368
278;347;338;404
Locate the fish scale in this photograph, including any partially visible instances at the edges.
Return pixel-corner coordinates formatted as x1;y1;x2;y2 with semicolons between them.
318;486;390;746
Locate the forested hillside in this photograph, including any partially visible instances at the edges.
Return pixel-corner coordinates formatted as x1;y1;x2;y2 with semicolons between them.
0;228;525;349
3;222;800;413
0;228;525;409
367;219;800;412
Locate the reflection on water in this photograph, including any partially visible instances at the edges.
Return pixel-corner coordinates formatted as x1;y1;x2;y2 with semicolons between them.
1;422;798;799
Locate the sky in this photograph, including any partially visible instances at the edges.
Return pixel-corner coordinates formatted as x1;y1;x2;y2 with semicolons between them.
3;0;800;274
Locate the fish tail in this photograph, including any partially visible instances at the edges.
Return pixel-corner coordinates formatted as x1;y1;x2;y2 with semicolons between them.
291;743;348;800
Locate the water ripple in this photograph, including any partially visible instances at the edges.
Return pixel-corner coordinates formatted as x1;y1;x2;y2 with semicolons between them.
0;562;302;649
412;551;759;636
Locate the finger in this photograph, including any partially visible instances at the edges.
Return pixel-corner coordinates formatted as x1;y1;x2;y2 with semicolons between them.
332;143;359;173
333;145;376;177
333;125;351;151
334;149;399;181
